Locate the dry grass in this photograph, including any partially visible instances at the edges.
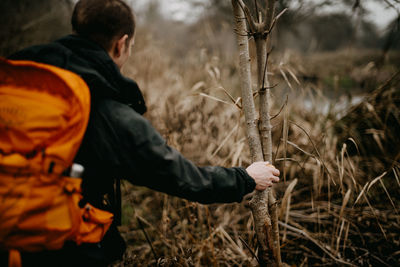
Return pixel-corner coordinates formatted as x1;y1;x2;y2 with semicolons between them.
113;30;400;266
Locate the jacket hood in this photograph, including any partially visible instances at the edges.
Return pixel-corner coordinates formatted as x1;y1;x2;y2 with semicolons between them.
9;34;146;115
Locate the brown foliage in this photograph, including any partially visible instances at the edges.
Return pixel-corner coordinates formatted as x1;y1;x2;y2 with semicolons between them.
115;30;400;266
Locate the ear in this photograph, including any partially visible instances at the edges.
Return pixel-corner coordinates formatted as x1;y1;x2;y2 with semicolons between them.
113;34;129;57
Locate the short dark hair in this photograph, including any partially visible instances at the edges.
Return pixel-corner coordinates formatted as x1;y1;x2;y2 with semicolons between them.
71;0;135;51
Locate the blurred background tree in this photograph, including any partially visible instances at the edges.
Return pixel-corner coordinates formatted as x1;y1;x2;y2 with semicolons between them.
1;0;398;56
0;0;73;56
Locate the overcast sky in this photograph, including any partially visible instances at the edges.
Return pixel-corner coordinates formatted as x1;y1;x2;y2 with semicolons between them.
153;0;399;30
364;1;398;29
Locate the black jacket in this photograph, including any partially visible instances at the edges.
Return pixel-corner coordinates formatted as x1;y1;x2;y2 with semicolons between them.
8;35;256;264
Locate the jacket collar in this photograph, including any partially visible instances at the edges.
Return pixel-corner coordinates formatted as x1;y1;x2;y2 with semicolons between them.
56;35;147;115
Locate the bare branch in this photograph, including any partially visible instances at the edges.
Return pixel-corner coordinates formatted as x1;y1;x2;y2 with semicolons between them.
237;0;257;33
271;95;288;120
267;8;288;34
263;0;276;31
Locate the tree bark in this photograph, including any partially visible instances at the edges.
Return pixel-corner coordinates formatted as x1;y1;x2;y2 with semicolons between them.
255;2;282;266
232;0;282;266
231;0;263;163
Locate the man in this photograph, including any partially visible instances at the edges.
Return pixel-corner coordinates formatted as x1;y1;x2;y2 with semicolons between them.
7;0;280;266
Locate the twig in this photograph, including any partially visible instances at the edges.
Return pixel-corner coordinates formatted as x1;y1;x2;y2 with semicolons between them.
239;236;260;264
289;120;332;177
270;95;288;120
137;216;158;262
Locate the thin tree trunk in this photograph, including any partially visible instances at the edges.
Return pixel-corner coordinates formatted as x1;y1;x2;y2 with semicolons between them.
257;0;275;164
232;0;282;266
255;2;283;266
231;0;263;163
253;34;281;267
256;38;272;162
252;33;277;267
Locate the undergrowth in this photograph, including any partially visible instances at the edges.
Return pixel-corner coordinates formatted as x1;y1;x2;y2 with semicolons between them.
114;30;400;266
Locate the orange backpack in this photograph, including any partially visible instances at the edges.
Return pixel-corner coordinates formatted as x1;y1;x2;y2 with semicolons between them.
0;59;113;266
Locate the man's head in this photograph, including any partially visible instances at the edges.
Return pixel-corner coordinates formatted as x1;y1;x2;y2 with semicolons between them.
71;0;135;68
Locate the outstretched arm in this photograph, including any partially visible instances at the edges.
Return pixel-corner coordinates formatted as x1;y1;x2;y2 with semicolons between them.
112;102;279;204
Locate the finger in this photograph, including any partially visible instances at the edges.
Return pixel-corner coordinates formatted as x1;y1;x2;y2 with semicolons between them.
272;176;280;182
272;168;280;176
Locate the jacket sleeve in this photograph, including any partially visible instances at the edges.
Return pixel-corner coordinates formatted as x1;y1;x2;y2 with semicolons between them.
110;101;256;204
